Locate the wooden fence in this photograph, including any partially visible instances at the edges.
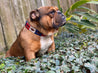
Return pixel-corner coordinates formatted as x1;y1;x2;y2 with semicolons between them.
0;0;98;53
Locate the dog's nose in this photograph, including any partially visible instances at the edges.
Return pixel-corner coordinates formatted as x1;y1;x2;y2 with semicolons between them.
61;13;66;24
57;10;62;14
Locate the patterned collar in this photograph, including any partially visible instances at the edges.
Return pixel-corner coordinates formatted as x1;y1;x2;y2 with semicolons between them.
25;21;45;36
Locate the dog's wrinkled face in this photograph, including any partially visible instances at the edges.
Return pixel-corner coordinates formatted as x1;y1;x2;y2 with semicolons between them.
30;6;66;34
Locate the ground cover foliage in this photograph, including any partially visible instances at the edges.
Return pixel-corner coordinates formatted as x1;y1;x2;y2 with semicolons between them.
0;30;98;73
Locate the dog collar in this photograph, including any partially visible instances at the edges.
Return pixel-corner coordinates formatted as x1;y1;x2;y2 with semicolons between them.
25;21;45;36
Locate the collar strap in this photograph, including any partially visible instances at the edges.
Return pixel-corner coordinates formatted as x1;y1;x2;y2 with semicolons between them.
25;21;45;36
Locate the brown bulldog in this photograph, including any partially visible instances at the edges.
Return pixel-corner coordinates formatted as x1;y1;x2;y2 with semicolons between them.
5;6;66;61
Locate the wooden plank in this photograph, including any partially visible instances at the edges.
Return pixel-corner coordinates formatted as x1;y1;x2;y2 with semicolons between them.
0;17;5;52
0;0;17;49
51;0;58;7
10;0;23;35
18;0;26;23
0;0;8;52
59;0;69;12
90;4;97;13
96;5;98;13
29;0;37;10
17;0;25;25
71;0;76;4
24;0;31;12
36;0;42;8
0;0;5;52
68;0;72;7
41;0;52;6
19;0;30;22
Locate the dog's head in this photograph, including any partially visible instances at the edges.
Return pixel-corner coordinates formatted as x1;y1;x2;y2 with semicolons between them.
30;6;66;35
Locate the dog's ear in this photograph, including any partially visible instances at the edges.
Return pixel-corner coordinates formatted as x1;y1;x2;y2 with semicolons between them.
30;9;39;21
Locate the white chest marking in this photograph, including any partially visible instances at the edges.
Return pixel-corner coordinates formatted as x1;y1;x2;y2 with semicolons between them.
39;36;53;55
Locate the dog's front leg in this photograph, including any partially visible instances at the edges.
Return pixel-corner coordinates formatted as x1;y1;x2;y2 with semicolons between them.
25;50;36;61
48;41;55;52
48;35;55;52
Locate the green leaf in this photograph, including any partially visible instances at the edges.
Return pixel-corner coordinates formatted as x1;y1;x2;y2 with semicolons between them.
84;63;96;73
70;0;90;11
65;23;79;33
72;15;81;21
53;54;59;59
56;69;60;73
46;70;55;73
72;65;80;71
0;63;5;69
74;12;98;22
57;0;63;12
78;6;96;13
65;0;90;16
70;18;96;30
87;1;98;4
81;20;96;27
75;53;79;58
61;65;70;72
8;71;12;73
25;69;28;73
65;8;70;16
55;60;60;66
68;55;75;61
66;15;73;21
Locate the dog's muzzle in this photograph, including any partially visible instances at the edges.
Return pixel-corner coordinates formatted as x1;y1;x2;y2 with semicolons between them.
53;10;66;29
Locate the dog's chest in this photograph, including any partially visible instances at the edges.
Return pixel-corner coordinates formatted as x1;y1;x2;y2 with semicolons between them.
39;36;53;55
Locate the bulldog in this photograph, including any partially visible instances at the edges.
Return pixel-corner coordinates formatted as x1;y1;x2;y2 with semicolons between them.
6;6;66;61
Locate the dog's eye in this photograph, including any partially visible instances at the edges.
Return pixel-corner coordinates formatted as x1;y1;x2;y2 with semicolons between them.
47;10;55;18
50;10;55;15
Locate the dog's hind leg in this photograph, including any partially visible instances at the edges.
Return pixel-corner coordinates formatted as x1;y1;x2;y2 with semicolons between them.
5;50;11;58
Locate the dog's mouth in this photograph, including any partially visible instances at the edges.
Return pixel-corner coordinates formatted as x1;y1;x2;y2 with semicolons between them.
53;22;66;29
52;19;66;29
